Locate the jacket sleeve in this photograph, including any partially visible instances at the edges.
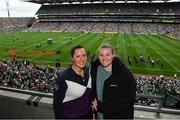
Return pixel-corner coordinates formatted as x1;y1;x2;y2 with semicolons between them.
103;70;136;118
90;61;97;101
119;57;136;106
112;66;136;110
107;58;137;112
53;75;67;119
123;66;137;106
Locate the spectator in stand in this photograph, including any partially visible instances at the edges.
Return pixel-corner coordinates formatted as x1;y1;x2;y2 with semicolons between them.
0;60;59;93
161;63;164;69
91;44;136;119
53;45;92;119
134;55;138;64
128;55;131;65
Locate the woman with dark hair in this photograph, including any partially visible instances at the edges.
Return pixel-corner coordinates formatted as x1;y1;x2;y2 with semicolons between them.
53;45;92;119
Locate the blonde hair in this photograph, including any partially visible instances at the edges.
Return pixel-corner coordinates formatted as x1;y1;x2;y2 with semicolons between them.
99;43;115;54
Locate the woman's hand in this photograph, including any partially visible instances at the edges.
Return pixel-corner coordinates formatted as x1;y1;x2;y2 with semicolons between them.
91;98;98;111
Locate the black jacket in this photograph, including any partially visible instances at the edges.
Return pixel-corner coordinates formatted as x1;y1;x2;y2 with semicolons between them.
91;57;137;119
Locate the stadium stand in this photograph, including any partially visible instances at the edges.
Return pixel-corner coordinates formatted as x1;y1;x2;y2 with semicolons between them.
0;0;180;119
0;61;179;108
0;17;35;32
26;1;180;39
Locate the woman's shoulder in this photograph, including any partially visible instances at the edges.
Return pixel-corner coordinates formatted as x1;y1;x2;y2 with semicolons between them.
56;68;71;81
91;59;101;68
84;66;90;71
113;57;124;67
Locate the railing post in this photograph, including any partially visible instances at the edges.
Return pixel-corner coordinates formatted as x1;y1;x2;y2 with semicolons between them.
155;95;164;119
26;95;35;105
33;96;42;107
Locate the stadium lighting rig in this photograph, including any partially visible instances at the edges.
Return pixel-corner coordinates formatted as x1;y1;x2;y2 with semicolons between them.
5;0;16;28
5;0;10;17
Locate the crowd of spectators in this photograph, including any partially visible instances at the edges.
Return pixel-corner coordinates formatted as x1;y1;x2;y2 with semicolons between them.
79;22;94;32
29;22;60;32
135;75;179;107
37;3;178;16
91;23;106;33
66;23;82;32
0;17;34;32
1;60;179;94
32;2;180;39
29;21;180;39
0;60;64;93
0;3;179;109
0;60;179;107
136;75;179;95
29;22;71;32
105;23;119;32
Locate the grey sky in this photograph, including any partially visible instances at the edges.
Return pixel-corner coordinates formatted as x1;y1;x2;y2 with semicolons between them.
0;0;40;17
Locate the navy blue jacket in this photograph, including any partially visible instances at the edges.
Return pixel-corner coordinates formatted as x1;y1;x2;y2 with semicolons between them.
53;66;92;119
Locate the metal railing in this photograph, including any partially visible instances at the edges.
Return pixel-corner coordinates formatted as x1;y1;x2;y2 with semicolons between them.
0;86;180;117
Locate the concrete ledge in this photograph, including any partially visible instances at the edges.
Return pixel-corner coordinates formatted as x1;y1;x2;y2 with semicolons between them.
0;89;180;119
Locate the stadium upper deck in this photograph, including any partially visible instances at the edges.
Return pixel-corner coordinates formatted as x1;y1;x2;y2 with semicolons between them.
22;0;179;4
36;3;179;15
19;0;180;38
34;2;180;23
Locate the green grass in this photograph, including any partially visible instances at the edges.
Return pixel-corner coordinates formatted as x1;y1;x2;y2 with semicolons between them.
0;32;179;77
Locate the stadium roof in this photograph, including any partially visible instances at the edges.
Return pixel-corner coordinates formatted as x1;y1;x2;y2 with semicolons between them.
21;0;180;4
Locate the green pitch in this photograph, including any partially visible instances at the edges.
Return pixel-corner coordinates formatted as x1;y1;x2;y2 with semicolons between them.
0;32;179;76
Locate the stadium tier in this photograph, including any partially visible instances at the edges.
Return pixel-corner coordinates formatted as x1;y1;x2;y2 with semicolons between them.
35;3;179;22
26;1;180;39
23;0;177;4
0;0;180;118
0;17;35;32
0;0;179;74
